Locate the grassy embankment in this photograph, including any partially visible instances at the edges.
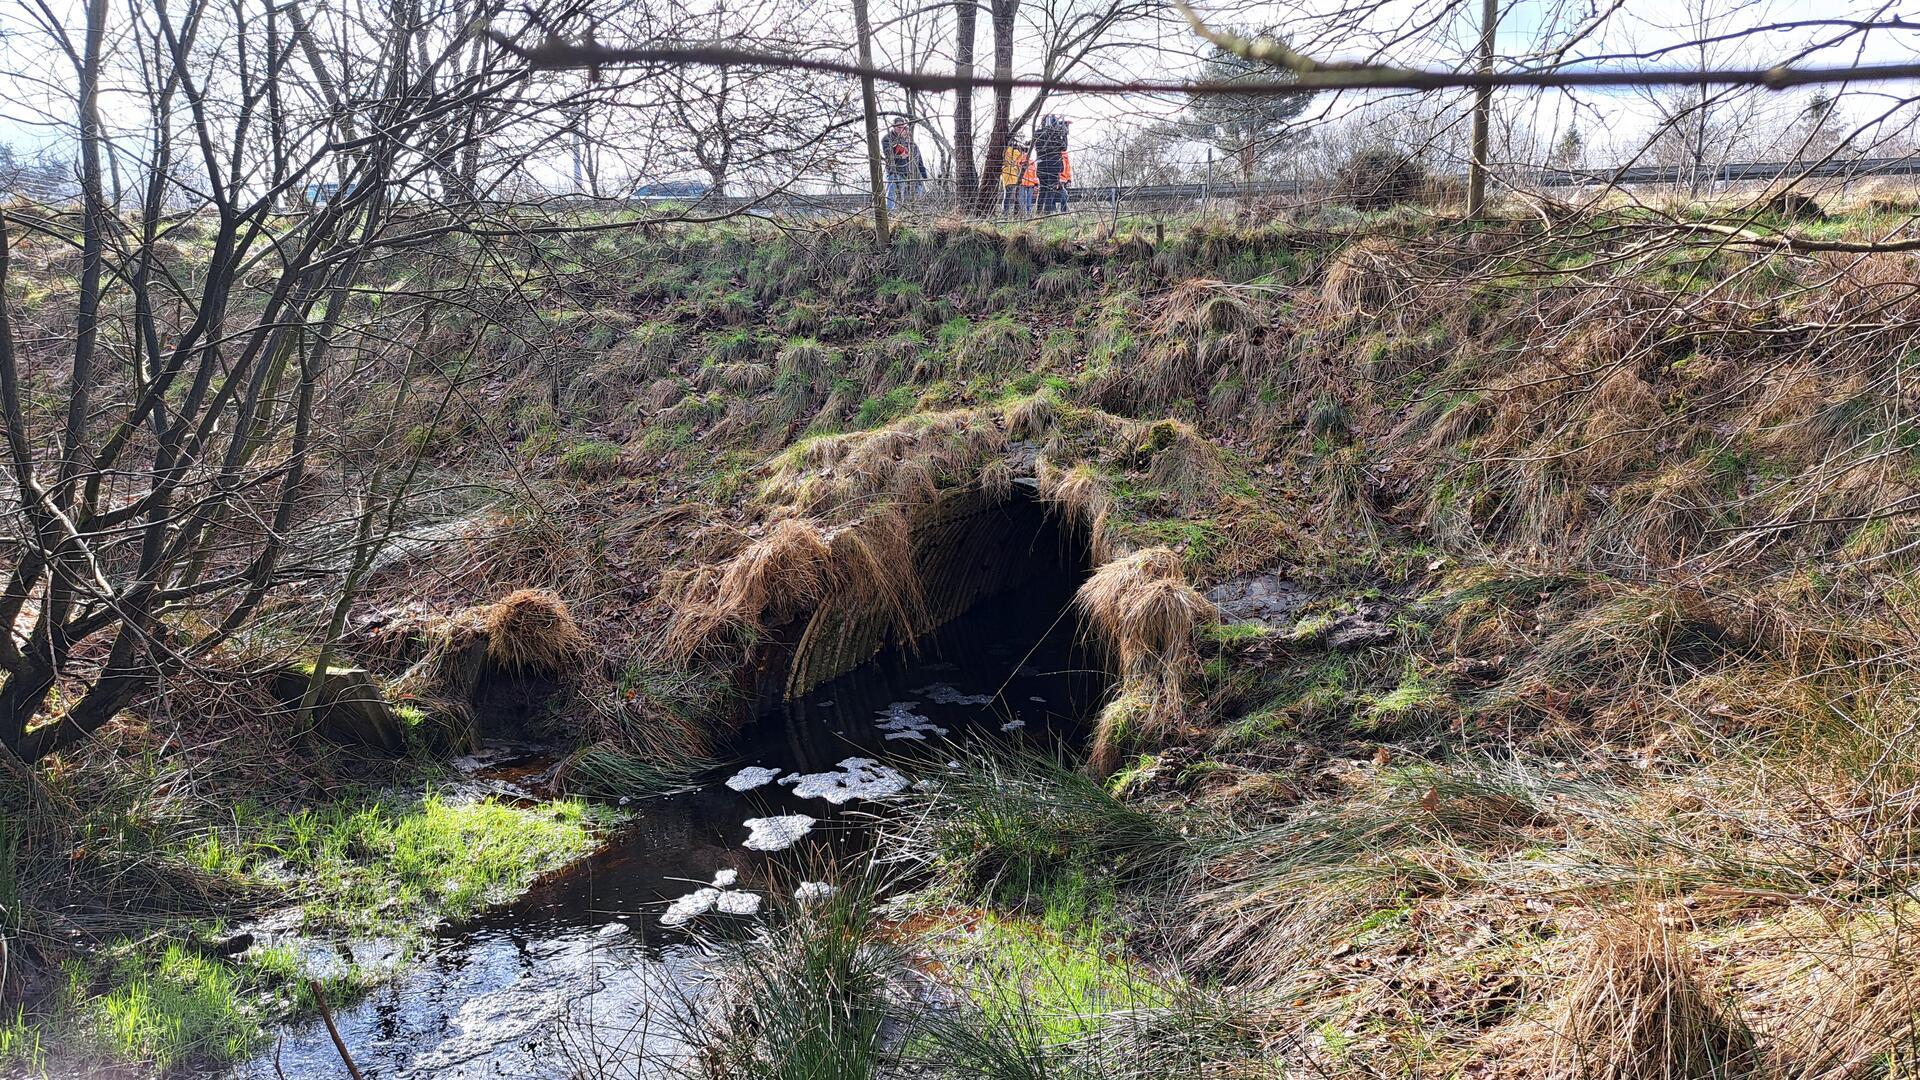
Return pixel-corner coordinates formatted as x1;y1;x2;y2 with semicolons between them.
9;192;1920;1075
507;201;1918;1077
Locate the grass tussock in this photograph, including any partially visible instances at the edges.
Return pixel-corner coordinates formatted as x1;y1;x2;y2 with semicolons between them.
1075;548;1216;773
1038;458;1113;560
1548;910;1757;1080
1002;391;1058;443
663;518;832;658
685;872;899;1080
1321;236;1413;324
484;588;592;674
1140;420;1228;506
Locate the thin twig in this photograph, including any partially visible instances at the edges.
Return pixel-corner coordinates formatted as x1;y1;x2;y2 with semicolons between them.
308;978;366;1080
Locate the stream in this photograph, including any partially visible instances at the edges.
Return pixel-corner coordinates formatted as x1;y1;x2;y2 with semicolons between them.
230;577;1099;1079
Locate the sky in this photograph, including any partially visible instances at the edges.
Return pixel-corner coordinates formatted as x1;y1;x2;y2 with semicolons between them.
3;0;1919;191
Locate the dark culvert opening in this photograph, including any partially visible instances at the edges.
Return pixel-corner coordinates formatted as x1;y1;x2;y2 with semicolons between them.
745;485;1102;726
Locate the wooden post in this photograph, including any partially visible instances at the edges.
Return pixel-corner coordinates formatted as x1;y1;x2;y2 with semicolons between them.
1467;0;1495;219
853;0;890;245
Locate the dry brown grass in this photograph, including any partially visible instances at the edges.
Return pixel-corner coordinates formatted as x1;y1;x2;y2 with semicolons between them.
1156;277;1262;338
387;607;494;751
1591;460;1721;570
1801;251;1920;330
1076;547;1216;774
1140;420;1228;506
1732;913;1920;1079
1321;237;1415;325
1003;392;1058;442
484;588;593;673
1548;910;1757;1080
662;518;832;658
1570;369;1666;483
823;507;925;644
762;409;1007;519
709;361;775;393
1038;458;1113;560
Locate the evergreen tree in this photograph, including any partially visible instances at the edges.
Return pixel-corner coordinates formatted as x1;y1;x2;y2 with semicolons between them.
1185;35;1317;185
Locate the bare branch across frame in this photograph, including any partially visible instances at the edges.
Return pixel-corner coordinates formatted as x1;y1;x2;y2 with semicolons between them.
494;5;1920;97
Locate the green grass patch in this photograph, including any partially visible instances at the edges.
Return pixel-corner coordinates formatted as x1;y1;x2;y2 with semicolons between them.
67;939;365;1072
941;914;1170;1045
854;385;917;428
556;439;624;479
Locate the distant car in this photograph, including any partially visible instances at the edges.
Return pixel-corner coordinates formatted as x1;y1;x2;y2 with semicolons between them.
630;181;711;201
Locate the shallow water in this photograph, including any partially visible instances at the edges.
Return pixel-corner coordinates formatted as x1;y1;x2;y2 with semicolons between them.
230;579;1098;1079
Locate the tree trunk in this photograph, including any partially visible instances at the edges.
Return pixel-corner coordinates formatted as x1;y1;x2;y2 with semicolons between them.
853;0;890;243
1467;0;1494;218
975;0;1017;214
953;0;979;205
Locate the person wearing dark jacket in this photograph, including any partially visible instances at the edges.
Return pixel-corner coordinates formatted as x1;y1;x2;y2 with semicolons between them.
1033;116;1070;213
881;118;927;210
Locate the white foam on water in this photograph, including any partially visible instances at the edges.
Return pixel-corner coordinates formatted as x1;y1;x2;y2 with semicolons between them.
725;766;781;792
662;867;762;928
876;701;947;741
660;887;720;928
786;758;909;803
743;813;817;850
1000;719;1026;731
1029;695;1046;702
596;921;630;938
916;683;995;706
795;881;836;904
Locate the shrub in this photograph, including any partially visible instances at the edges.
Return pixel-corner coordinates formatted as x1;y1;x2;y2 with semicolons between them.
1333;147;1428;209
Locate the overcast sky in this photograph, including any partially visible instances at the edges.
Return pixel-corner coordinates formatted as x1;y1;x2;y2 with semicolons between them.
3;0;1918;190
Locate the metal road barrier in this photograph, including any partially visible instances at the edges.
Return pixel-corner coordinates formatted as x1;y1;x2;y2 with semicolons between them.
628;155;1920;216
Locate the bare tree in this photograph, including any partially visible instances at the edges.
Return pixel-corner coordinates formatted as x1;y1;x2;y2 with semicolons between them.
0;0;610;763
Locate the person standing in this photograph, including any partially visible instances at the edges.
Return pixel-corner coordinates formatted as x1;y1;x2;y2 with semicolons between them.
882;118;926;210
1033;116;1069;213
1057;145;1073;212
1001;141;1033;216
1020;150;1038;215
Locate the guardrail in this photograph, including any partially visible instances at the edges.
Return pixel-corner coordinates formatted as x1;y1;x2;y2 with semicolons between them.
651;155;1920;215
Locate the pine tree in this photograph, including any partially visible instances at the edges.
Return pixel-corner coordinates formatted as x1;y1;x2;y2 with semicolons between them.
1185;35;1317;186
